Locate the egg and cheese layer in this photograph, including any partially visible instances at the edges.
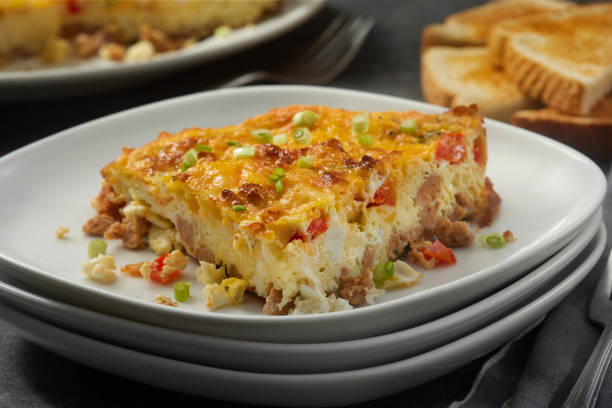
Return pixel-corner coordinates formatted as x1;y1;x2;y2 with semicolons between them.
0;0;279;60
102;105;494;312
61;0;280;42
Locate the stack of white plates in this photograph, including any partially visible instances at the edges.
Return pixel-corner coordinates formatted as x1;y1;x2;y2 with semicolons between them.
0;87;606;406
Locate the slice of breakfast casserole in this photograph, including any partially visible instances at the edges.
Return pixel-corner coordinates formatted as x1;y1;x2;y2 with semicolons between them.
85;105;500;314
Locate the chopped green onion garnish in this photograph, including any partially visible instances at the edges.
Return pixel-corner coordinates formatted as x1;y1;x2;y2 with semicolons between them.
358;134;374;148
400;119;418;134
88;239;107;258
352;113;370;134
479;233;506;249
232;146;255;159
173;281;191;303
293;127;312;145
297;155;314;169
195;144;212;153
272;133;288;145
269;168;286;192
275;179;283;194
250;129;272;143
373;260;395;287
180;148;198;172
232;204;247;212
292;110;319;127
227;141;241;147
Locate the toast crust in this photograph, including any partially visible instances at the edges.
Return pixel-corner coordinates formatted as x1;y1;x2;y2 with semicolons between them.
421;46;536;121
511;96;612;158
423;0;572;51
503;38;589;115
495;4;612;114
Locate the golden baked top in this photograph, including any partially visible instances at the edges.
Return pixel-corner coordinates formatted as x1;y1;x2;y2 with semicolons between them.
103;105;485;242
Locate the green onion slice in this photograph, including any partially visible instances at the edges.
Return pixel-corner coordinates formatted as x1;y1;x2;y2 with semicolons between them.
174;281;191;302
297;155;314;169
180;148;198;172
227;141;241;147
232;146;255;159
250;129;272;143
352;113;370;134
373;260;395;287
400;119;418;134
273;168;285;178
195;144;212;153
479;233;506;249
232;204;247;212
272;133;288;145
293;127;312;145
275;179;283;194
358;134;374;148
88;239;107;259
292;110;319;127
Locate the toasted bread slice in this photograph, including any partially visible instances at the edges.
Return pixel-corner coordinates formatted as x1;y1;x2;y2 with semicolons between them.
421;0;571;50
421;46;537;122
512;94;612;158
496;4;612;115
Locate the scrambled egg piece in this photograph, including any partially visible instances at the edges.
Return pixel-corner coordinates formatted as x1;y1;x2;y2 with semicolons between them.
81;254;117;283
122;200;171;228
164;249;189;271
291;284;351;315
55;226;69;238
154;294;177;307
148;225;181;255
203;277;248;309
382;260;422;290
196;261;226;285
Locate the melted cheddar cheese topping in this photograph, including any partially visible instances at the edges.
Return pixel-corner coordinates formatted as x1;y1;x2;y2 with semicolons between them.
104;105;485;244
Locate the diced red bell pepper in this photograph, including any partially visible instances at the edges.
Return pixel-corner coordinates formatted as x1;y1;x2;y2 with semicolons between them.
422;240;457;265
289;217;329;243
66;0;81;13
149;253;180;284
307;217;329;237
435;133;466;164
367;179;396;207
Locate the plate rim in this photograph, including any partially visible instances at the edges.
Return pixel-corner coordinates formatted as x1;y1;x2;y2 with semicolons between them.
0;85;606;329
0;224;605;406
0;209;602;373
0;0;326;84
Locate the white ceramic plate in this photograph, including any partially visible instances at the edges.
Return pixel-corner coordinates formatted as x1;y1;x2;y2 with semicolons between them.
0;1;324;100
0;210;601;374
0;225;605;407
0;86;606;342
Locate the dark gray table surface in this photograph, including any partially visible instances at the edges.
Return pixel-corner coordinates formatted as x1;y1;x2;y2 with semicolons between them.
0;1;602;407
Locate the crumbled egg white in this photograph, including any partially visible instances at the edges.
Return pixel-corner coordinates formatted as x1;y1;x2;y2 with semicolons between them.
154;294;177;307
291;284;352;315
382;260;422;289
196;261;226;285
364;285;386;305
55;226;69;238
203;277;248;309
148;225;181;255
125;40;155;62
122;200;172;228
81;254;117;283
